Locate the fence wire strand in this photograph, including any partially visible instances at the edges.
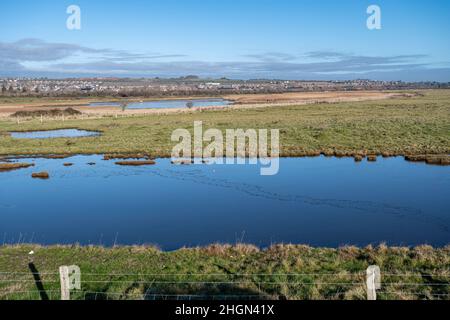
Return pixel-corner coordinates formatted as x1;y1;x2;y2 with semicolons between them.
1;268;449;300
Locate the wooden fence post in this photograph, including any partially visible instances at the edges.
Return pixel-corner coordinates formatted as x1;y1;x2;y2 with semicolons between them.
366;265;381;300
59;266;70;300
59;265;81;300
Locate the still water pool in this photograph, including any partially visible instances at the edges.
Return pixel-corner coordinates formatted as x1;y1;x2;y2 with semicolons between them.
0;155;448;249
89;98;231;109
10;129;100;139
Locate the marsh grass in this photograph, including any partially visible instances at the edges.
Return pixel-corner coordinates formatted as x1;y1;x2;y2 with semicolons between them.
0;162;34;172
0;244;448;300
31;171;49;179
405;154;450;165
0;90;449;157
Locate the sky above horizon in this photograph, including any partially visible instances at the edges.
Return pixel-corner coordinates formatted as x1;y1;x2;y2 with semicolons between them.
1;0;449;81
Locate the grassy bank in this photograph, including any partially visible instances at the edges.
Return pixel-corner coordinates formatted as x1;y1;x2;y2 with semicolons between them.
0;244;449;300
0;90;449;157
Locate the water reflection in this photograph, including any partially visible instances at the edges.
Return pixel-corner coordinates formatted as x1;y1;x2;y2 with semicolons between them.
0;155;448;249
89;98;231;109
10;129;100;139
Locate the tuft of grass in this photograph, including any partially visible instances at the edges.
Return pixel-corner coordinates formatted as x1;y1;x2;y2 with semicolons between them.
0;162;34;172
31;171;50;179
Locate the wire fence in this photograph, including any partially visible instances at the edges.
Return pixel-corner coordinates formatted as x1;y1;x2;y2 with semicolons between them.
1;268;449;300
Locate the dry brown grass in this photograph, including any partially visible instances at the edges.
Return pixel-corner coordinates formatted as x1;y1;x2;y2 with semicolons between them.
405;154;450;166
115;160;156;166
224;90;403;104
31;171;49;179
0;162;34;172
0;90;405;118
103;153;150;160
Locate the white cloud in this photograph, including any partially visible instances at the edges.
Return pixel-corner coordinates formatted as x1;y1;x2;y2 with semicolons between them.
1;39;448;81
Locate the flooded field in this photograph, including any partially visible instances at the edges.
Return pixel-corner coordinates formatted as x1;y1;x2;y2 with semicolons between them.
10;129;100;139
89;98;231;109
0;155;449;249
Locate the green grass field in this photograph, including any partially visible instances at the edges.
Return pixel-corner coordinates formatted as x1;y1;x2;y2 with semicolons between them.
0;96;122;106
0;244;448;300
1;90;449;300
1;90;449;157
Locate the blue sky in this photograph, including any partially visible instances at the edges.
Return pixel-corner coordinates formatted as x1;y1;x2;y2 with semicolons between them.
1;0;449;80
